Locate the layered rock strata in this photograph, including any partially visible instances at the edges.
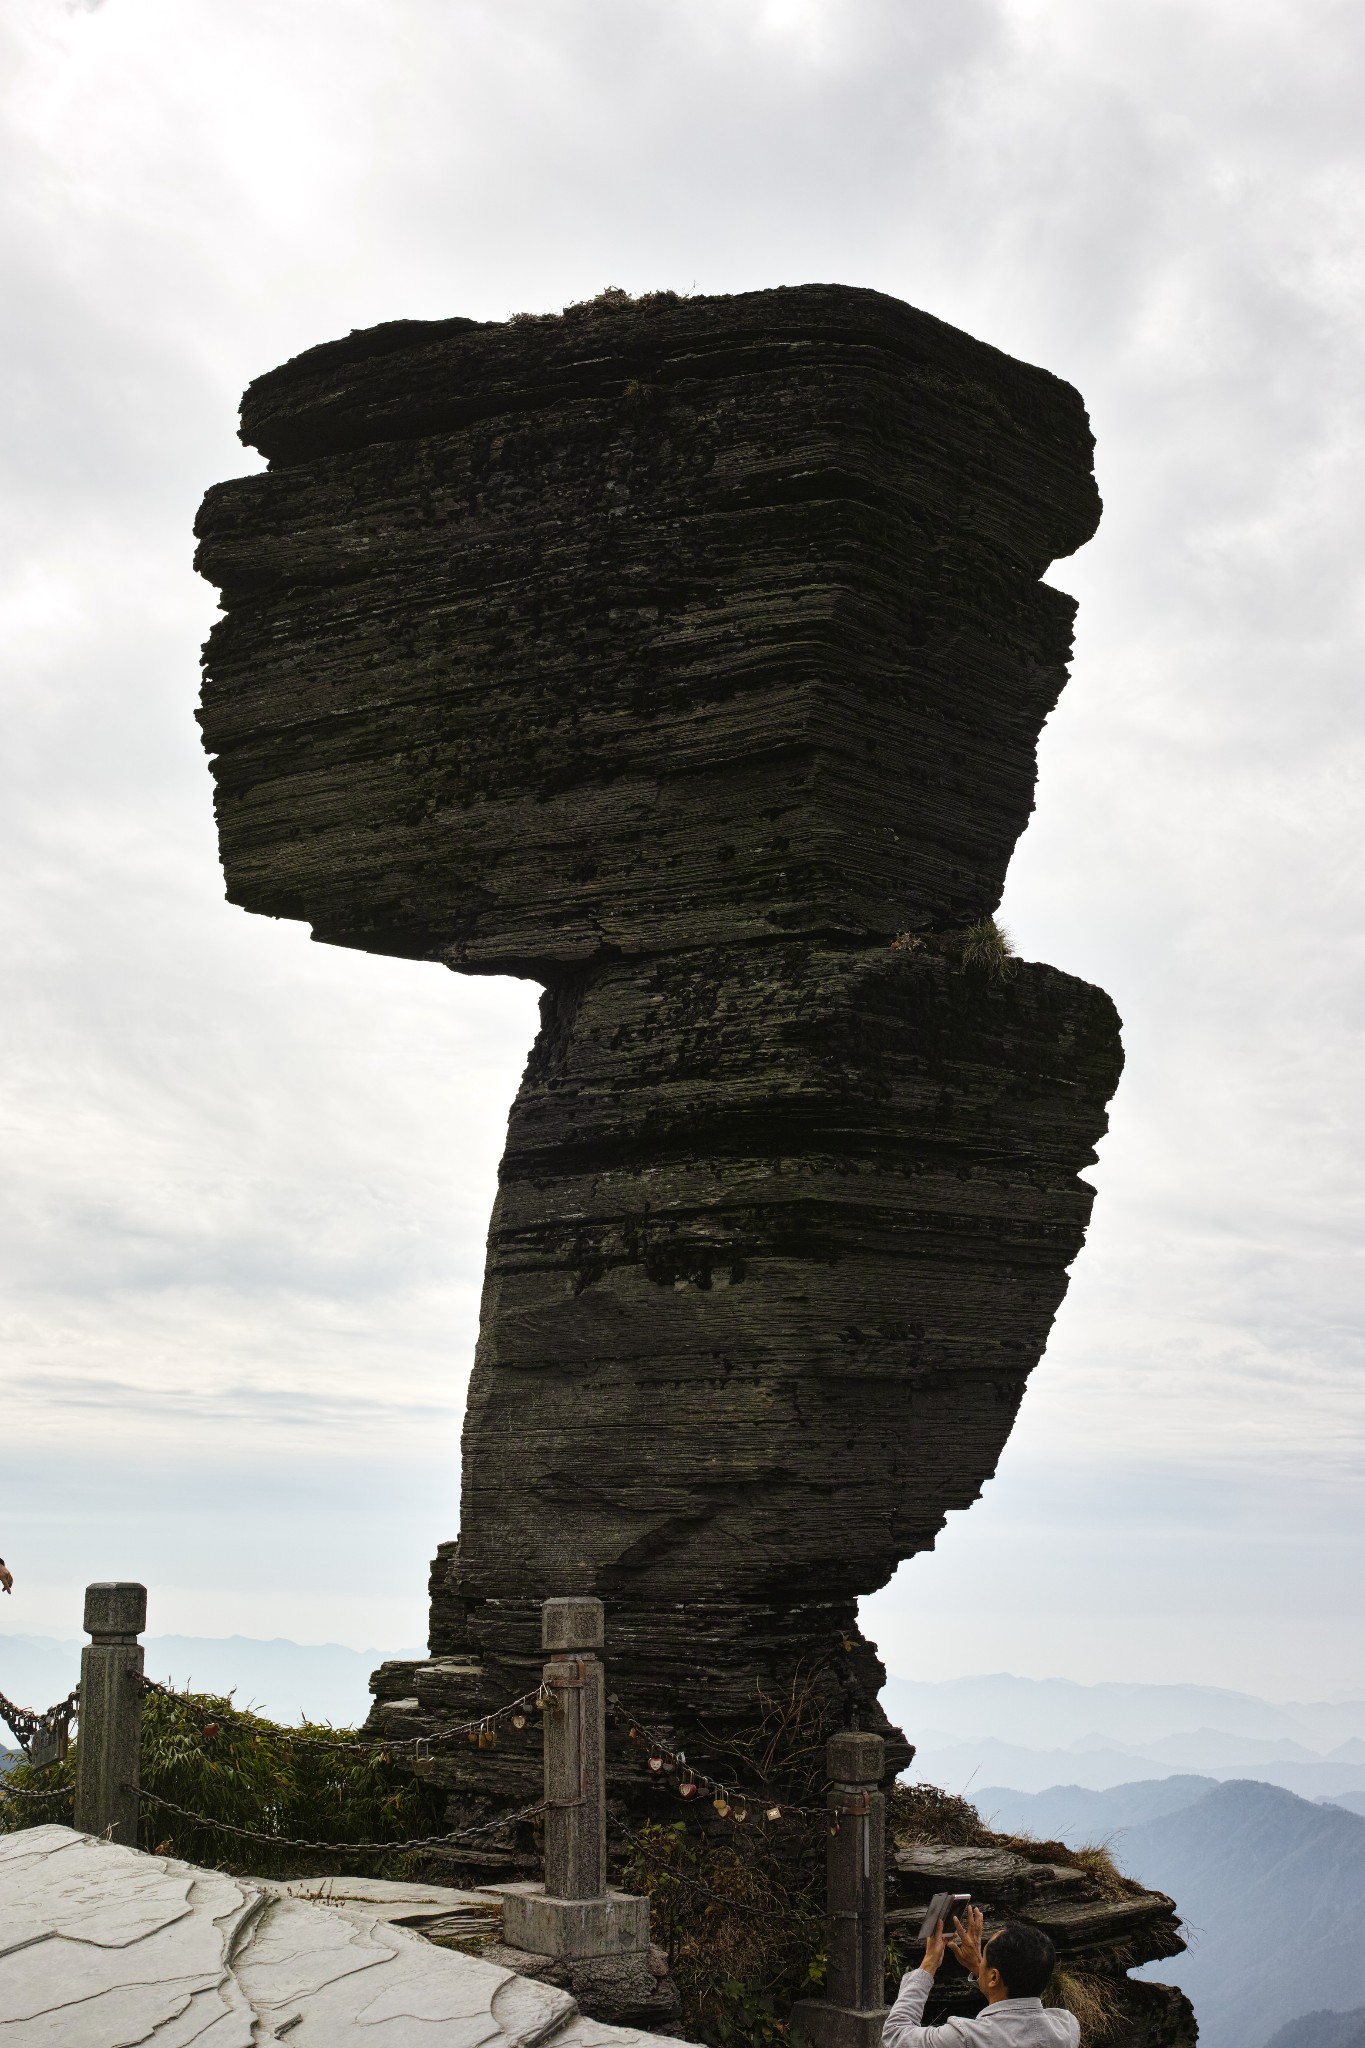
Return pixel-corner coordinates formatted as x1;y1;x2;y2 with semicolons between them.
195;284;1122;1822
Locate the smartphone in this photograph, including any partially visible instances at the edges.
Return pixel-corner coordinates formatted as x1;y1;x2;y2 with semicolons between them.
916;1892;972;1943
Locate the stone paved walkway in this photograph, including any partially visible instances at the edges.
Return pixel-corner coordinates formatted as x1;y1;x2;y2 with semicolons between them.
0;1826;687;2047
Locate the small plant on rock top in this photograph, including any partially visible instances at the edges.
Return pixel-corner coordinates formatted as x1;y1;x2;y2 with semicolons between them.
957;917;1016;978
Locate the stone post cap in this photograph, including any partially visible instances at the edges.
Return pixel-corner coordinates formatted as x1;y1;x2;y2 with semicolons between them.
542;1597;604;1651
84;1583;147;1639
827;1730;884;1784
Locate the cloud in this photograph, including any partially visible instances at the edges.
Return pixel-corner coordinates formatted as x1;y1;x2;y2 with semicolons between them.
1;0;1362;1666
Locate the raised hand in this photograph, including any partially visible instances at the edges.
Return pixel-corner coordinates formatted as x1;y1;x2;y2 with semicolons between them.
948;1904;987;1975
921;1921;949;1975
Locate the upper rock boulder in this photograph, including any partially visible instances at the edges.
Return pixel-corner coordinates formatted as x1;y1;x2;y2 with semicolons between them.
195;284;1100;973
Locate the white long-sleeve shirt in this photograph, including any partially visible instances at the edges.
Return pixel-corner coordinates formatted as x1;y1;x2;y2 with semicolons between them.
883;1968;1080;2048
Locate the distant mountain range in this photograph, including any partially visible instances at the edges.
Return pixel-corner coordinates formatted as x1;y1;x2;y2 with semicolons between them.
974;1774;1365;1846
1121;1780;1365;2048
967;1774;1365;2048
976;1774;1223;1841
1264;2009;1365;2048
883;1673;1365;1748
883;1673;1365;1797
909;1734;1365;1799
0;1632;421;1728
8;1646;1365;1788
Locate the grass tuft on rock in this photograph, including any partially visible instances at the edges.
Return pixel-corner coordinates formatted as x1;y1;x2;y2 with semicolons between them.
957;916;1016;977
1047;1966;1124;2041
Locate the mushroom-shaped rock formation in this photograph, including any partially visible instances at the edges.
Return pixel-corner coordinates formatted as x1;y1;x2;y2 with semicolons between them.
195;284;1122;1826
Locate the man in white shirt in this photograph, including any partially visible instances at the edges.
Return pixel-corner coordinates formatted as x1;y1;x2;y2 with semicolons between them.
883;1905;1079;2047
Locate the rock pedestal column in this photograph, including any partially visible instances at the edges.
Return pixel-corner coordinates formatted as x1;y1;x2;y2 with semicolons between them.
194;283;1124;1803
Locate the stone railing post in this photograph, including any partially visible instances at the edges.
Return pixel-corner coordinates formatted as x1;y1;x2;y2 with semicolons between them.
542;1595;607;1899
73;1582;146;1845
791;1730;889;2048
497;1597;649;1960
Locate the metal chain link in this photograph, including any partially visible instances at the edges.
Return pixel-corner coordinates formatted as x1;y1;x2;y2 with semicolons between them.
139;1674;551;1756
0;1777;74;1805
609;1694;828;1820
130;1783;548;1854
0;1685;80;1755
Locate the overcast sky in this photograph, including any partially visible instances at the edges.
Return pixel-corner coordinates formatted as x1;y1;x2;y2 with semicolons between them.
2;0;1362;1704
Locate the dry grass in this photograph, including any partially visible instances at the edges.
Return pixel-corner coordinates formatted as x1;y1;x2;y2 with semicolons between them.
890;1787;1139;1898
891;1781;995;1845
887;919;1017;977
1046;1967;1124;2043
1066;1840;1132;1900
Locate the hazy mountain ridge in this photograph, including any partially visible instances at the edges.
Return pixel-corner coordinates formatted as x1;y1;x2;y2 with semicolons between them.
910;1734;1365;1799
975;1776;1223;1842
0;1632;421;1728
1118;1780;1365;2048
974;1774;1365;2048
886;1674;1365;1797
1263;2008;1365;2048
884;1673;1365;1749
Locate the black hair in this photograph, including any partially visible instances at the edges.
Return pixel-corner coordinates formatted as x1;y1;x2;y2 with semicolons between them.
985;1922;1057;1999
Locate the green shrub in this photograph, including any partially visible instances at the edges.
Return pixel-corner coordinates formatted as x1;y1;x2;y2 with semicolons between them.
616;1669;846;2045
0;1686;444;1878
623;1817;825;2047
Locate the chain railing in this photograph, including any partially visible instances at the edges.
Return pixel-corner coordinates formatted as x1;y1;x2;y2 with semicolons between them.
0;1775;74;1808
3;1584;893;2048
1;1588;557;1859
129;1784;547;1855
0;1680;79;1826
612;1693;831;1823
139;1671;554;1756
0;1683;79;1766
